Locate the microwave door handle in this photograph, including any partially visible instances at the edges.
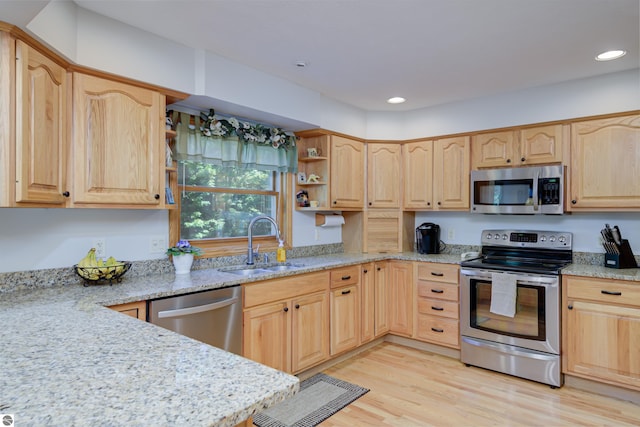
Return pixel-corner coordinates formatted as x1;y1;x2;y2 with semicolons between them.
532;171;540;212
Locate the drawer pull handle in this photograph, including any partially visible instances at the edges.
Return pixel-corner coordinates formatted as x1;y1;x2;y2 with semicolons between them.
341;290;351;295
431;306;444;311
601;290;622;296
431;289;444;294
431;327;444;333
431;272;444;277
341;275;351;281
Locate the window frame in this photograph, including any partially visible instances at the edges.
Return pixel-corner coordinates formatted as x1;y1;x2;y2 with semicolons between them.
169;170;292;259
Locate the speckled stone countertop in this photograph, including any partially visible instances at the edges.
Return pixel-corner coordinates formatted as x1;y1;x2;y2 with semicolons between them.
2;250;638;426
0;251;460;427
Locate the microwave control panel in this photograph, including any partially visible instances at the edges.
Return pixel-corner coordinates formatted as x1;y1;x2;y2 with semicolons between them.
539;177;561;205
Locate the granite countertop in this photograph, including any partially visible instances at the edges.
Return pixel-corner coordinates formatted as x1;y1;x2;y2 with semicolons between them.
2;251;638;426
0;252;458;426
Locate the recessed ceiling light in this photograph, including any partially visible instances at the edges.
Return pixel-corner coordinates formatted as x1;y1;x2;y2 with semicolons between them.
595;50;627;61
387;97;406;104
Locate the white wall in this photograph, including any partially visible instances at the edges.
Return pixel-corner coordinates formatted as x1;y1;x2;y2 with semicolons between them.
0;4;637;274
415;211;640;255
0;209;168;273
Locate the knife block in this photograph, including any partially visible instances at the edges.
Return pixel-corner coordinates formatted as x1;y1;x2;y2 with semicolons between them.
604;240;638;269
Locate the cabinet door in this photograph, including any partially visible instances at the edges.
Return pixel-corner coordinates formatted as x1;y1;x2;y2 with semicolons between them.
330;135;364;209
471;130;516;169
433;136;470;210
108;301;147;320
243;300;290;372
291;291;329;373
569;114;640;210
330;285;360;355
403;140;433;209
367;143;401;208
388;261;413;336
519;124;563;165
360;263;375;344
72;73;164;206
374;261;389;337
565;300;640;390
14;40;68;205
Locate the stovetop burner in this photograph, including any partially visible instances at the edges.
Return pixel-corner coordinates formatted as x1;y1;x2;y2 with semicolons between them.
460;229;573;275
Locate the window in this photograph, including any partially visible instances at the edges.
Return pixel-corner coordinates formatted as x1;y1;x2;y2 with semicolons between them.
174;161;291;257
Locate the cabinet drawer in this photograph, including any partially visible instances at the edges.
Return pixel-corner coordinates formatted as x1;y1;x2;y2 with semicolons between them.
244;271;329;308
416;263;459;283
417;281;459;302
330;266;360;289
417;297;459;319
565;276;640;307
415;315;459;348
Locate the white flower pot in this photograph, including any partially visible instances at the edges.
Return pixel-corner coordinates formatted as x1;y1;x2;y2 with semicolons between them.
172;253;194;274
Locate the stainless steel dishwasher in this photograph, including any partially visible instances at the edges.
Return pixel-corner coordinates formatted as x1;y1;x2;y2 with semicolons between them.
148;285;242;355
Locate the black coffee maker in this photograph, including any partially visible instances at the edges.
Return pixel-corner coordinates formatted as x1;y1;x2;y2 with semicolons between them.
416;223;441;254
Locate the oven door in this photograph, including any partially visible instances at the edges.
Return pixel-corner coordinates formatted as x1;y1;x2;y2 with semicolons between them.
460;268;560;354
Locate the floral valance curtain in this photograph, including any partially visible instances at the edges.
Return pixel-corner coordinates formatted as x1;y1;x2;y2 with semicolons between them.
171;110;297;173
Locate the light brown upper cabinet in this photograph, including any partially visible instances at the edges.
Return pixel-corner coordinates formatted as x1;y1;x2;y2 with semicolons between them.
403;137;469;210
367;143;401;208
72;73;165;207
568;113;640;210
471;125;564;169
0;31;70;207
330;135;365;210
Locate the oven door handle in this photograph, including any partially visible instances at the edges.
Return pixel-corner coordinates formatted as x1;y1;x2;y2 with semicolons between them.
460;269;559;286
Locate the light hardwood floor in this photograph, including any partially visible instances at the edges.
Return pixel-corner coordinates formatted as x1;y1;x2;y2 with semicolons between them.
320;342;640;426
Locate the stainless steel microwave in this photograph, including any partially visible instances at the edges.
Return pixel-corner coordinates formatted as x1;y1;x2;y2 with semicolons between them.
471;165;564;214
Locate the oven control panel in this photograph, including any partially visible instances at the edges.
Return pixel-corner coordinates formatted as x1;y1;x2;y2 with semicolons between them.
481;229;572;249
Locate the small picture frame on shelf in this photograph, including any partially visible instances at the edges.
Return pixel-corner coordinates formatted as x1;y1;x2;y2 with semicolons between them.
297;172;307;184
306;148;318;157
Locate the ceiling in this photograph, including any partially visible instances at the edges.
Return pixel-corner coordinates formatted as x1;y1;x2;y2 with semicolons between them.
15;1;640;112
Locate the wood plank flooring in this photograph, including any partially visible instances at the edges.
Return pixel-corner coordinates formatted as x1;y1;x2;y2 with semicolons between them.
320;342;640;426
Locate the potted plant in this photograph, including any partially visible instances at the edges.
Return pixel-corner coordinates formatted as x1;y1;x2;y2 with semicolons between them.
167;240;202;274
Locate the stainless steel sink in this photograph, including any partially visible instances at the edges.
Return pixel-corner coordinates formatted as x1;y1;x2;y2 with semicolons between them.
262;263;305;272
220;267;270;276
219;263;305;276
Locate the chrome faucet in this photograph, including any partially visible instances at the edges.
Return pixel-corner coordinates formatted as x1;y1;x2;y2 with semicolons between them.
247;215;281;265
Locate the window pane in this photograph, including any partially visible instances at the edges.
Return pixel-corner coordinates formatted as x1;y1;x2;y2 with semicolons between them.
180;161;274;191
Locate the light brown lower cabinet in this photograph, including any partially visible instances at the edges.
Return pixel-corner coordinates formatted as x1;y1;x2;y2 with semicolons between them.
388;261;413;336
563;276;640;391
108;301;147;320
413;262;460;349
243;272;330;374
360;262;375;344
374;261;390;337
330;284;360;355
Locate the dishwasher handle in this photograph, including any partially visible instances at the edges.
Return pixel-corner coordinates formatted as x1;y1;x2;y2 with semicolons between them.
157;296;239;319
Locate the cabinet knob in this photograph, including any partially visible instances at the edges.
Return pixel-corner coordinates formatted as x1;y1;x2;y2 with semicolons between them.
333;200;337;205
62;191;70;197
295;304;300;309
283;306;289;312
363;269;368;273
427;202;431;206
154;194;160;200
437;201;441;205
568;304;573;310
521;157;526;162
368;202;372;206
506;159;511;163
571;199;577;204
377;267;381;271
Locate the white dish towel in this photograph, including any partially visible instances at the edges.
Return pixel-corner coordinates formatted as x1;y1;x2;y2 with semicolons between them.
490;272;518;317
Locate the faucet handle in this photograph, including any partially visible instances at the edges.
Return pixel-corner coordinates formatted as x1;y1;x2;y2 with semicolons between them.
263;253;270;264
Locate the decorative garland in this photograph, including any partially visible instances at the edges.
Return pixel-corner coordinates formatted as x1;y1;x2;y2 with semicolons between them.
200;109;296;150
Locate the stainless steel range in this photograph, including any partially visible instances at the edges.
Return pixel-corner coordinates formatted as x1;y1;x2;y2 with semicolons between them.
459;229;573;387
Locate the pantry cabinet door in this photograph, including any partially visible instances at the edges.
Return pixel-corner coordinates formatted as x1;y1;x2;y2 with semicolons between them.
14;40;68;205
72;73;163;206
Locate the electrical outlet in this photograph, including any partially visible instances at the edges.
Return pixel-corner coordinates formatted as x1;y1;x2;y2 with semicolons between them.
93;238;106;258
447;228;455;240
150;236;167;254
